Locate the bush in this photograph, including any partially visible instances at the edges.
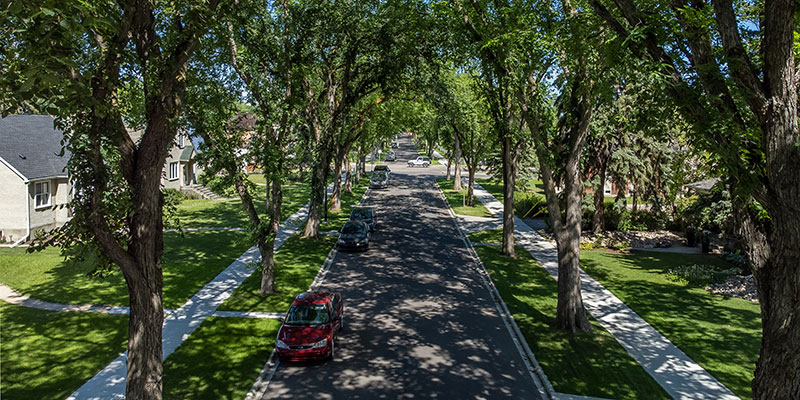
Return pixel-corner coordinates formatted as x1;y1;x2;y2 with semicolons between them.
162;189;184;230
515;193;548;219
723;252;749;274
199;173;237;197
666;264;738;286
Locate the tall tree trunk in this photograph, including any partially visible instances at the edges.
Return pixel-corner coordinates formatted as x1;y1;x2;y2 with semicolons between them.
344;155;353;195
467;166;476;207
331;156;344;211
553;140;592;332
592;163;607;234
453;133;463;191
591;147;609;234
501;134;515;257
260;178;281;294
125;273;164;399
303;145;331;238
446;157;452;180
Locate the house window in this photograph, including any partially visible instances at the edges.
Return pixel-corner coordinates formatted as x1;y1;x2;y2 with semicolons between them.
35;182;51;208
169;162;179;180
178;133;185;148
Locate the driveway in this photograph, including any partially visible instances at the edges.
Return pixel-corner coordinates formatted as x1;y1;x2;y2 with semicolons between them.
263;136;543;399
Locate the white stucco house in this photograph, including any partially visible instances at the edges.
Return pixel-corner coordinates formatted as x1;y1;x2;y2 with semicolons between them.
128;129;202;192
0;115;72;245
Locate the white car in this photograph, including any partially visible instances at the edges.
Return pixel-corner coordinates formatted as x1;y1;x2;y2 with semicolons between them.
407;156;431;168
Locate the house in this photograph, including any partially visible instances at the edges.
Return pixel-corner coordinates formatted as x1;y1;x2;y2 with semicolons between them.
128;129;203;193
683;178;722;195
0;115;72;245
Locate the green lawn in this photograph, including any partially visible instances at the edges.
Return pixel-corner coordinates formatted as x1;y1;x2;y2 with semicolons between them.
0;230;249;308
247;173;267;184
218;234;337;312
476;178;545;198
178;179;312;229
468;229;504;243
163;316;280;399
471;243;671;399
436;178;492;217
580;250;761;399
476;178;547;218
0;302;128;400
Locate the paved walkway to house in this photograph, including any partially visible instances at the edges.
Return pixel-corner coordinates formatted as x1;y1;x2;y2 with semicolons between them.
0;284;139;315
460;182;739;400
67;185;335;400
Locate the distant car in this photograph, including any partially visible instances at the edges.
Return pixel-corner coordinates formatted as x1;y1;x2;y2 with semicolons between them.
370;171;389;189
350;206;376;232
373;164;391;175
407;156;431;168
276;291;344;361
391;141;399;148
385;151;396;161
337;220;371;251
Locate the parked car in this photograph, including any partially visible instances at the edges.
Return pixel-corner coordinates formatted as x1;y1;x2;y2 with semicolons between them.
370;171;389;189
385;151;396;161
350;206;376;232
337;220;371;251
407;156;431;168
276;291;344;361
373;164;391;175
391;141;399;148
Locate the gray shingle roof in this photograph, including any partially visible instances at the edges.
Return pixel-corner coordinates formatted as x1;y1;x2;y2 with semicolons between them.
0;115;70;181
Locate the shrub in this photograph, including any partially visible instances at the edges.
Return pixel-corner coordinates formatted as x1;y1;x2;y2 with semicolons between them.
515;193;548;218
162;189;184;230
723;252;749;274
199;173;237;197
666;264;738;286
580;241;594;250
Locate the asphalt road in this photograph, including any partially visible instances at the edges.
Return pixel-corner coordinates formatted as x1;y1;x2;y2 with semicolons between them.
263;136;543;399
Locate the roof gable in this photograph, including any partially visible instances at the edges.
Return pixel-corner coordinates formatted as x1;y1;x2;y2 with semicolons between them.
0;115;70;181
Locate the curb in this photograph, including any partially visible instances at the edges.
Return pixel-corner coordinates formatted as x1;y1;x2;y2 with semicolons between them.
433;179;556;400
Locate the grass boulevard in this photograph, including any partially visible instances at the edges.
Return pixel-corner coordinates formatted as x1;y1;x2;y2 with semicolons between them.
0;176;370;400
0;172;761;399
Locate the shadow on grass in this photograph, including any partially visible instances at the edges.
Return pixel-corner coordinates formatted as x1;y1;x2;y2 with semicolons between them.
436;178;492;217
0;230;250;309
163;317;281;399
0;302;128;400
580;250;761;399
218;233;338;313
475;245;671;400
177;180;313;229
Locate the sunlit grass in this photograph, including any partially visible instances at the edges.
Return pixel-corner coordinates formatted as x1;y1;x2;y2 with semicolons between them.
177;179;312;229
468;229;503;243
0;302;128;400
436;178;492;217
163;316;280;399
581;250;761;399
218;234;337;313
0;230;249;308
470;240;671;399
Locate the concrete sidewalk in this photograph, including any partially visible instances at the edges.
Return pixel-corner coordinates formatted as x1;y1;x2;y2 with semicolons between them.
68;184;334;400
464;181;739;400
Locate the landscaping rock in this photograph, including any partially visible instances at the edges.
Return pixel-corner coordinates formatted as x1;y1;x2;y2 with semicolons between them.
706;275;759;302
535;229;683;249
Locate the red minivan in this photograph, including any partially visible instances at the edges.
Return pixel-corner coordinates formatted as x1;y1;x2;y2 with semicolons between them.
276;292;344;361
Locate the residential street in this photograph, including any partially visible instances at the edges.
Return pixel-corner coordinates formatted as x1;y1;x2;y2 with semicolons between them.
262;137;544;399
